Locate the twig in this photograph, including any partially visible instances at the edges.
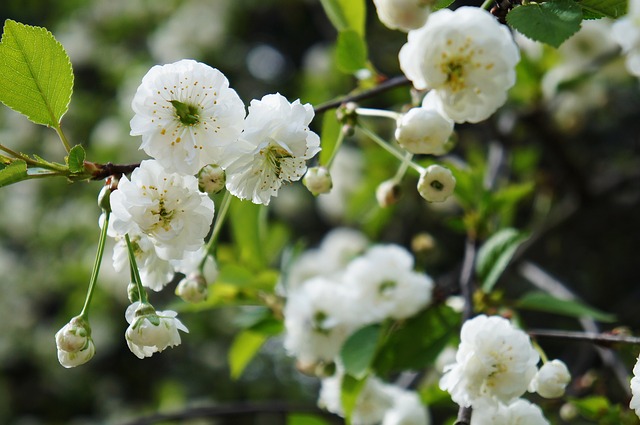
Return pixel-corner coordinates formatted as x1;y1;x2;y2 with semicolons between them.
118;402;344;425
528;329;640;346
455;406;473;425
314;75;411;114
89;162;140;180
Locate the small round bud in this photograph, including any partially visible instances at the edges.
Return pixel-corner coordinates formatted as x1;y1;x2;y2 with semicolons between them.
175;273;208;303
373;0;432;32
395;107;453;155
55;316;91;353
57;339;96;368
127;282;140;304
375;179;401;207
411;232;436;254
198;164;226;195
303;166;333;196
529;359;571;398
417;164;456;203
559;403;578;421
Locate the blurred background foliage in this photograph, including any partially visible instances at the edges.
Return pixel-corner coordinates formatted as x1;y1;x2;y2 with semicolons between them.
0;0;639;424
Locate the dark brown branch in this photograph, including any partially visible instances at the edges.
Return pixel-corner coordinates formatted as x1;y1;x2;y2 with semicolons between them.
87;161;140;180
119;402;344;425
313;75;411;114
455;406;473;425
528;329;640;346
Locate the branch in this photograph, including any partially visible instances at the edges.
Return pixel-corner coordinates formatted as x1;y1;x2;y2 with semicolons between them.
87;161;140;180
528;329;640;346
313;75;411;114
455;406;473;425
119;402;344;425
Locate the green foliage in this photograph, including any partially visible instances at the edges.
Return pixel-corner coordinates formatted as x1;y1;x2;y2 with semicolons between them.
319;111;341;166
572;396;639;424
229;198;267;270
516;291;617;322
476;228;529;292
340;324;381;379
0;159;27;188
336;30;368;74
507;0;583;48
433;0;456;11
0;20;73;127
319;0;366;35
228;329;268;379
373;306;459;375
341;373;366;424
287;414;330;425
577;0;627;18
65;145;85;174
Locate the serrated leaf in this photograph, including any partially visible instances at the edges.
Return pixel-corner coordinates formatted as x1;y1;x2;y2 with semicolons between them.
0;159;28;188
319;0;366;35
0;20;73;127
340;324;381;379
228;330;267;379
577;0;626;18
341;374;366;423
507;0;583;48
66;144;85;173
336;30;368;74
476;228;529;292
516;291;616;322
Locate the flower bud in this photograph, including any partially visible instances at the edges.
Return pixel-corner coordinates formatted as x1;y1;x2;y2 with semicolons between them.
127;282;140;304
373;0;432;32
395;107;453;155
303;166;333;196
417;164;456;203
57;339;96;368
55;316;91;353
529;359;571;398
376;179;401;207
175;273;208;303
198;164;226;195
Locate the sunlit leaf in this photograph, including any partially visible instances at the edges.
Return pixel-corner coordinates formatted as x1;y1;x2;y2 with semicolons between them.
340;324;381;379
319;0;366;35
516;291;616;322
577;0;627;18
0;159;28;188
507;0;582;48
336;30;368;74
66;145;85;173
476;228;529;292
341;374;366;423
228;330;267;379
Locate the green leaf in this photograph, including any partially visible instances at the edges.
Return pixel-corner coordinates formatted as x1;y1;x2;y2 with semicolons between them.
319;110;341;166
507;0;583;48
341;374;366;423
0;20;73;127
0;159;28;188
516;291;616;322
336;30;368;74
228;329;267;379
476;228;529;292
577;0;626;18
319;0;366;35
340;324;381;379
287;414;330;425
373;305;459;375
433;0;456;11
66;145;85;173
229;197;266;269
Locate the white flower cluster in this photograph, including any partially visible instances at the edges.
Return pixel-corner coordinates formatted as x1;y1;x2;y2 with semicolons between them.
283;228;433;366
319;372;430;425
630;356;640;419
440;315;571;424
612;0;640;77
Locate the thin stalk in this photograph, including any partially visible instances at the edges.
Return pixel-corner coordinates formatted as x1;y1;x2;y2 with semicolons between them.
200;191;232;269
355;108;401;121
480;0;494;10
358;124;423;174
80;212;110;318
55;125;72;153
0;143;37;165
324;130;345;168
125;233;149;304
392;151;414;184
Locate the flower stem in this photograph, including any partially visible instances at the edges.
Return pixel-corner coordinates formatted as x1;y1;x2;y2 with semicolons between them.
200;190;232;269
355;108;401;121
324;129;345;169
80;212;110;319
125;233;149;304
393;151;414;184
480;0;494;10
54;125;72;153
357;124;423;174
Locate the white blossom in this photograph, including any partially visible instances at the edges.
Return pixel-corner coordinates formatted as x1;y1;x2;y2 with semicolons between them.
373;0;431;32
130;59;245;175
57;340;96;368
125;302;189;359
630;355;640;418
417;164;456;203
109;160;215;262
198;163;226;195
471;398;549;425
112;233;174;291
382;386;431;425
283;276;364;365
440;315;539;407
342;244;433;321
55;317;91;353
529;359;571;399
399;7;519;123
319;374;394;425
222;93;321;205
303;166;333;196
612;0;640;77
395;107;453;155
175;273;208;303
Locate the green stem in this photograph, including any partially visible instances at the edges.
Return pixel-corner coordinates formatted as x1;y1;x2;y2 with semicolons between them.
54;125;72;153
355;108;401;121
393;151;414;184
480;0;494;10
0;144;37;165
358;124;423;174
200;190;232;269
125;234;149;304
324;129;345;168
79;212;110;318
